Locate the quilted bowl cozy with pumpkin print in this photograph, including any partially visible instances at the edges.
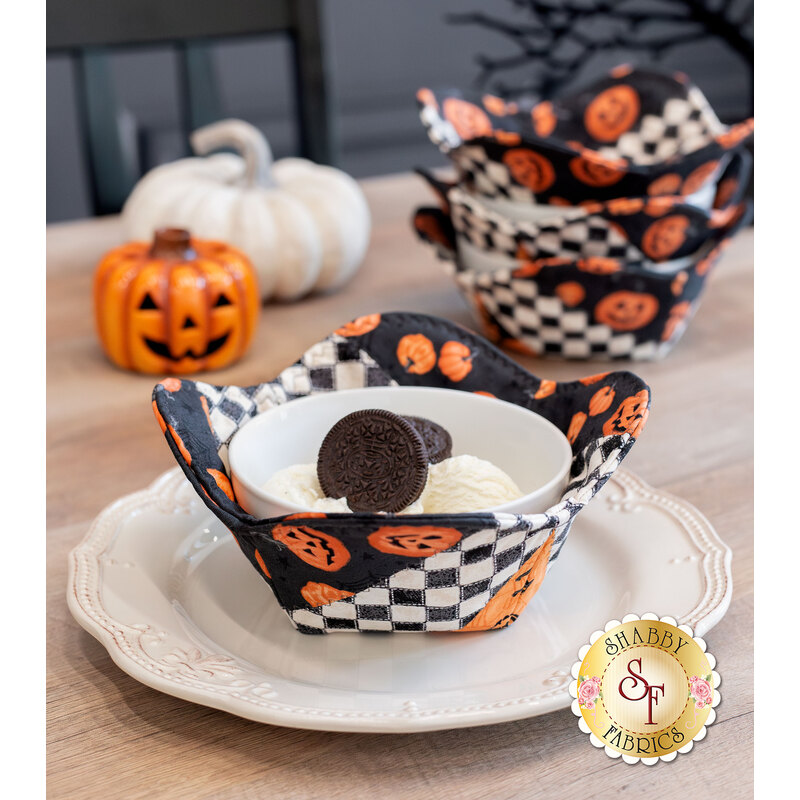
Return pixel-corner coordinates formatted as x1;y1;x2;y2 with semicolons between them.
412;67;753;361
153;312;650;634
413;154;750;360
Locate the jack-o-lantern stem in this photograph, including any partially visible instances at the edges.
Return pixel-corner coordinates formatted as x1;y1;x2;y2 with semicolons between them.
149;228;197;261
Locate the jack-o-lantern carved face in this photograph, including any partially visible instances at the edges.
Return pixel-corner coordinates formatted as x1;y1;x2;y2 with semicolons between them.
641;215;690;260
584;85;641;142
94;229;259;374
603;390;650;438
367;525;462;557
594;291;660;331
502;148;556;193
272;521;351;572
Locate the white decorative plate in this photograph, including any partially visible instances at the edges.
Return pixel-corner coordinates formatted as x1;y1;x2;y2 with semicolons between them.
67;469;731;733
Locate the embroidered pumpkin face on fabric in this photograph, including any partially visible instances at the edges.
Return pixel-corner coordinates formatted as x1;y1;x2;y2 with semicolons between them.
272;521;351;572
367;526;462;557
641;215;690;260
594;291;660;331
443;97;493;140
458;533;554;631
584;85;641;142
603;390;650;438
94;228;259;374
502;149;556;192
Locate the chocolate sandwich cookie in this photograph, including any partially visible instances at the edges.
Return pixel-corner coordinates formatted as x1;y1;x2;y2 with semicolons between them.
402;416;453;464
317;409;429;513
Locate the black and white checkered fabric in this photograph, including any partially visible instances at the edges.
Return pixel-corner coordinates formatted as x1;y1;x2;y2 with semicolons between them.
454;269;670;361
452;146;539;203
195;338;397;466
289;432;628;633
449;189;642;262
596;90;724;165
290;522;556;632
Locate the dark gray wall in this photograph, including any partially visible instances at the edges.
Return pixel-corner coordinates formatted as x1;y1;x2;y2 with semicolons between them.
46;0;753;222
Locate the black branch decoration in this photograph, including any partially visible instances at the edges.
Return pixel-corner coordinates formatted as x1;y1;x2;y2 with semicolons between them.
447;0;753;102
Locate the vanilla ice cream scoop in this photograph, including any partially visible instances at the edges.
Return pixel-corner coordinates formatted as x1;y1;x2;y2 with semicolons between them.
263;463;423;514
264;455;521;514
419;454;523;513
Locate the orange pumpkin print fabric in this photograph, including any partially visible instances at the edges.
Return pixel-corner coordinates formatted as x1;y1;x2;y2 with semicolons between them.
416;67;753;206
151;311;657;633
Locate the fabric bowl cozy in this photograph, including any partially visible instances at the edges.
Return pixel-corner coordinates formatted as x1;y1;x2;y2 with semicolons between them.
417;67;753;207
153;312;650;633
420;149;750;271
413;151;750;360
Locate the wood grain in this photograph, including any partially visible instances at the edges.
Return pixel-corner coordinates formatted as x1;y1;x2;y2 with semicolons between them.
47;173;753;799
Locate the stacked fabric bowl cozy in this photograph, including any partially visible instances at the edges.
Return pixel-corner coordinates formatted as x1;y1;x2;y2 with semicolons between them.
413;67;753;360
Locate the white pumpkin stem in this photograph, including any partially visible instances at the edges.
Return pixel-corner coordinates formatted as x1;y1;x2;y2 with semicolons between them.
190;119;275;188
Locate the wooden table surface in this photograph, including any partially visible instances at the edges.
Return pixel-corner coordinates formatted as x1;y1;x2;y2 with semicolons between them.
47;173;753;799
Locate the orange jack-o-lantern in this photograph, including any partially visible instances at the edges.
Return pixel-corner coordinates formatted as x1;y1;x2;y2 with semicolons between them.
438;340;474;382
272;520;350;572
397;333;437;374
457;533;554;631
502;148;556;192
443;97;493;140
594;291;659;331
569;155;626;187
584;85;640;142
367;526;462;557
641;215;690;260
94;228;259;374
603;390;650;439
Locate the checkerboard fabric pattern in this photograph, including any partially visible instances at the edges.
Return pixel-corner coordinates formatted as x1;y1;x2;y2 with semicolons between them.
451;146;536;203
290;521;558;632
455;269;668;361
194;337;397;466
449;189;642;262
596;89;723;165
288;432;630;633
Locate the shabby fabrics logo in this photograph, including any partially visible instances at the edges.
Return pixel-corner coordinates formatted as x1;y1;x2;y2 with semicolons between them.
569;613;720;764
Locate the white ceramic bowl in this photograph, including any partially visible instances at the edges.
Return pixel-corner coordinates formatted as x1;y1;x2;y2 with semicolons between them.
229;386;572;518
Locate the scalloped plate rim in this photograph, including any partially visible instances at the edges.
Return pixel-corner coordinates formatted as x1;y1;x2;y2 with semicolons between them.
66;468;732;733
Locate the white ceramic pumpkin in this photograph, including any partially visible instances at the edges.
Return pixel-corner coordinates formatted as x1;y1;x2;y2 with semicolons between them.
122;119;371;301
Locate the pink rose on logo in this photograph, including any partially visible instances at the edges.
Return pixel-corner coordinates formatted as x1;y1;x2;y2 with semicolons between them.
579;676;601;708
689;676;713;709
